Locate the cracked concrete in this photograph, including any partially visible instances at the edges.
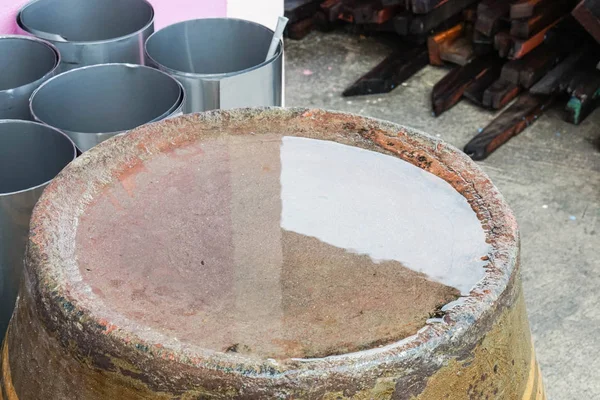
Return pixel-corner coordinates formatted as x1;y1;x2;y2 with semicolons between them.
285;31;600;400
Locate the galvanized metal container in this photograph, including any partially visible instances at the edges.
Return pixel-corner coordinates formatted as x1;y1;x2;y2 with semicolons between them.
1;109;544;399
30;63;185;152
145;18;283;113
16;0;154;70
0;120;76;339
0;35;60;120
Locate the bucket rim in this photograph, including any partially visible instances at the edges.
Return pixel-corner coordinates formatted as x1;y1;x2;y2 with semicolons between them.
29;62;184;136
0;119;77;197
144;17;283;80
0;34;61;93
16;0;155;45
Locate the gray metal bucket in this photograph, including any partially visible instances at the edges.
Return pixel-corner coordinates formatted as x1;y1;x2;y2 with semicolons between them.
16;0;154;71
30;63;185;152
0;120;76;338
145;18;283;113
0;35;60;120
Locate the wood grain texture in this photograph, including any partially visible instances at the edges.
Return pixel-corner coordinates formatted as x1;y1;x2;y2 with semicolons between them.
343;45;429;96
529;47;588;94
510;0;545;19
510;1;575;39
475;0;510;36
572;0;600;43
483;79;521;109
427;23;464;65
432;56;496;115
286;17;315;39
509;19;560;59
501;44;566;88
463;62;503;106
440;36;475;65
407;0;479;34
464;93;555;160
284;0;323;23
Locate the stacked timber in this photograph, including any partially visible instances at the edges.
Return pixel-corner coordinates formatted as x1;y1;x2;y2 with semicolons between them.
285;0;600;159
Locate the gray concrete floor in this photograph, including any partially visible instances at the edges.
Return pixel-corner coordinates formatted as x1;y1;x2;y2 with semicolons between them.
285;31;600;400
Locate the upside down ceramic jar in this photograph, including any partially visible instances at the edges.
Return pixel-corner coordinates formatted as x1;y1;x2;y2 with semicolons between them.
1;109;545;399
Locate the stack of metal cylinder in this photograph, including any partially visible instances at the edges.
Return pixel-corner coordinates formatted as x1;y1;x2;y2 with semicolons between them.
0;0;283;344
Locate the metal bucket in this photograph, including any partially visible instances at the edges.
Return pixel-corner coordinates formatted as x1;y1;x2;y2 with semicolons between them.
16;0;154;70
30;63;185;152
0;120;76;339
145;18;283;113
0;35;60;120
0;109;545;399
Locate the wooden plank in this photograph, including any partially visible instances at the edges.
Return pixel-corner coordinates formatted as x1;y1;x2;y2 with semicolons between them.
402;0;479;35
511;1;576;39
338;0;400;25
463;62;503;105
518;49;565;88
509;19;560;59
431;56;496;115
483;79;521;109
343;45;429;96
321;0;344;22
572;0;600;43
406;13;466;44
313;0;342;31
494;31;513;58
284;0;323;23
500;58;525;84
500;44;566;87
440;36;475;65
475;0;510;36
464;93;555;160
529;47;588;94
411;0;450;14
285;17;315;39
427;23;464;65
510;0;545;19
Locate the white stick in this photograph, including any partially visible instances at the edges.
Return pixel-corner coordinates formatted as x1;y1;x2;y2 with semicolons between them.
265;16;288;61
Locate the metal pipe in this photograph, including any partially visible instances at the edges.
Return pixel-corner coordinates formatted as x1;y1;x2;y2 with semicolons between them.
16;0;154;70
0;120;77;338
145;18;283;113
30;63;185;152
0;35;60;120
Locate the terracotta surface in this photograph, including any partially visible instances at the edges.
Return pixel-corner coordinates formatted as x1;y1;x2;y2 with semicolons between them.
1;108;544;399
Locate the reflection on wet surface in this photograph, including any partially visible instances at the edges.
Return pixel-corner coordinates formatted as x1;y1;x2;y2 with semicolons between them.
76;134;490;359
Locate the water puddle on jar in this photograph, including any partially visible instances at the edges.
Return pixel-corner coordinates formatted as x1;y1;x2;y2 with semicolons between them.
76;134;490;359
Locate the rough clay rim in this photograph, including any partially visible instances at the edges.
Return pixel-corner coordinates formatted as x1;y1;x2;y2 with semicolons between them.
27;107;519;374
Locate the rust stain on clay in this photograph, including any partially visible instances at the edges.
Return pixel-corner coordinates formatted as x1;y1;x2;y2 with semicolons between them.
1;108;543;399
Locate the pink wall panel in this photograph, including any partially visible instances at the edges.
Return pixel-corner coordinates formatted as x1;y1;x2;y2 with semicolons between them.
0;0;25;34
0;0;228;34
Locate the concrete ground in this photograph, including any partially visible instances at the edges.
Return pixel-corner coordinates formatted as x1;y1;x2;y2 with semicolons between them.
285;31;600;400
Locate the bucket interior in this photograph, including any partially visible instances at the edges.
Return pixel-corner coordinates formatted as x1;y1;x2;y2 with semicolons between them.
20;0;153;42
146;19;279;75
0;38;56;91
30;65;181;134
0;122;74;194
